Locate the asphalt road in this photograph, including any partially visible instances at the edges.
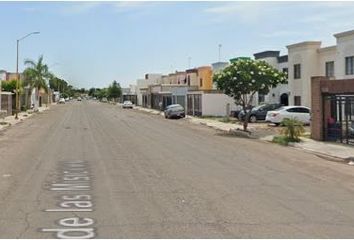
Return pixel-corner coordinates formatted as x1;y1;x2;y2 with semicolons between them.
1;100;354;238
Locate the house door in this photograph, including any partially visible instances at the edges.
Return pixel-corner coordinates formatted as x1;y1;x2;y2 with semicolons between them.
280;93;289;106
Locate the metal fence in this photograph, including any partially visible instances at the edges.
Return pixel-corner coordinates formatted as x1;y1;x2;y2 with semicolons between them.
323;95;354;145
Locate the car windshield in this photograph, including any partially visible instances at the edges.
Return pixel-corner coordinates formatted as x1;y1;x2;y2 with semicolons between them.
167;104;181;109
253;104;267;111
277;106;287;111
172;106;184;111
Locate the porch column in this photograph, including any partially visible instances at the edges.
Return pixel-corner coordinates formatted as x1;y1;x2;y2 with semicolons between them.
311;76;328;141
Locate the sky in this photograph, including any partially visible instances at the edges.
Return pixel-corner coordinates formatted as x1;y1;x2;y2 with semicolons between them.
1;1;354;89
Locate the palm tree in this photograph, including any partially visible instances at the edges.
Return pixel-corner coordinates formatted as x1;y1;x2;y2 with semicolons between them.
23;55;51;110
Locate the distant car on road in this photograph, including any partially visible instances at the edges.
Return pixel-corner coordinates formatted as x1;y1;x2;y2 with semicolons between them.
77;97;82;101
58;98;65;104
122;100;133;109
266;106;311;125
164;104;185;119
238;103;282;123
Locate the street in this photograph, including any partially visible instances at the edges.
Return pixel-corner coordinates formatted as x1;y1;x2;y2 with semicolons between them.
1;101;354;238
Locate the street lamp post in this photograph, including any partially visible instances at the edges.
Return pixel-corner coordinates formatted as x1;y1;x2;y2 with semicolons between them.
218;44;222;62
15;31;40;119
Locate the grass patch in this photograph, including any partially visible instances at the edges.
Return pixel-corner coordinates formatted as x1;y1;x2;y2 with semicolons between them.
219;117;238;124
272;135;302;146
272;135;290;146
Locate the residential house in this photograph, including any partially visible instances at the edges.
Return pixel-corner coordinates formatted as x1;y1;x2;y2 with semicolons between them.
136;73;162;106
0;91;13;116
211;62;229;89
187;65;240;116
0;70;6;81
185;68;198;87
253;51;289;106
286;29;354;107
176;71;186;85
121;85;137;104
0;71;23;81
197;66;213;90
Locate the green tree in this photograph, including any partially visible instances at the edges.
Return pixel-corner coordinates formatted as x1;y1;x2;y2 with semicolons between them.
49;76;68;92
1;79;20;92
107;81;122;102
66;85;75;97
23;55;52;109
214;59;287;131
97;88;108;100
88;88;96;97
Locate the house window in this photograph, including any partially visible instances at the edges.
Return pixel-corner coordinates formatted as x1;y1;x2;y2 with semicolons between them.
200;78;203;87
294;96;301;106
187;76;190;86
345;56;354;75
325;61;334;78
294;64;301;79
282;68;288;79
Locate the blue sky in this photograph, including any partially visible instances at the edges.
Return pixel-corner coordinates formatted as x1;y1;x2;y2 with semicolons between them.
1;1;354;89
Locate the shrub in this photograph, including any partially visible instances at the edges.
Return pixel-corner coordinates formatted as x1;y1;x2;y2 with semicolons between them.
272;135;289;146
219;117;230;122
281;118;305;142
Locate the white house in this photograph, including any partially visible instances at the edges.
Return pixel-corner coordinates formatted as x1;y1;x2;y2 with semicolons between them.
251;29;354;108
136;73;162;106
187;90;239;117
287;29;354;107
253;51;289;106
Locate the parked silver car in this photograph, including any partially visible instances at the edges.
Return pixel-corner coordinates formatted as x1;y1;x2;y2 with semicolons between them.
122;101;133;109
164;104;185;119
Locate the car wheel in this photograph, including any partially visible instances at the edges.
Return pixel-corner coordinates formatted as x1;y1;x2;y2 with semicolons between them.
249;115;257;123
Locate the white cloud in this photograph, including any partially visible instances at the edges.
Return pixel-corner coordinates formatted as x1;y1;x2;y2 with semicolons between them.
204;2;267;23
60;2;101;15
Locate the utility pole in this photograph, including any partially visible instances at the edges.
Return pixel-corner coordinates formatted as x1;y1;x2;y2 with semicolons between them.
188;57;191;69
218;44;222;62
15;31;40;119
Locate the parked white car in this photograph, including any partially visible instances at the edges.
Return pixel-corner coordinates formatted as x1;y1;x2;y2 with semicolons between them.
266;106;311;125
122;101;133;109
58;98;66;104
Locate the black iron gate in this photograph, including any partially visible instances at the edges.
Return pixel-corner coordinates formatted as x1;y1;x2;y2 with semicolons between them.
323;95;354;145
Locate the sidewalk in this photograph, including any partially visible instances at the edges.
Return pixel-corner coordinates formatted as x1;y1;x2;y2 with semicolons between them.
293;138;354;161
0;105;51;131
187;116;354;162
261;134;354;161
133;106;164;116
187;116;257;132
133;105;354;163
